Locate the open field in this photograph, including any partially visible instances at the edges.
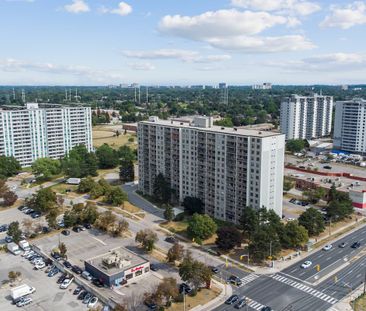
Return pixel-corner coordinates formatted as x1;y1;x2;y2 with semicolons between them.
354;293;366;311
93;125;137;149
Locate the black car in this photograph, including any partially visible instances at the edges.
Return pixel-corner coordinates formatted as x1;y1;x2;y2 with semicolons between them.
225;295;239;305
323;165;332;170
261;307;272;311
77;291;87;300
31;211;41;219
144;301;157;310
73;226;82;233
210;266;219;274
73;286;83;295
51;252;62;261
5;236;13;243
42;226;51;233
234;298;247;309
61;229;70;236
0;224;8;232
57;273;68;284
150;264;159;272
165;236;177;243
84;223;92;229
63;261;72;269
179;283;192;294
92;279;103;288
351;241;361;249
72;265;83;274
228;275;242;286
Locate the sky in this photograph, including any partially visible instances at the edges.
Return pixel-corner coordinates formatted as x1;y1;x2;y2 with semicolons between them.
0;0;366;85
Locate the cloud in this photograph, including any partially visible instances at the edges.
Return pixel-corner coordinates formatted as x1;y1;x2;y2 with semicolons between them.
100;1;132;16
122;49;231;63
231;0;321;16
320;1;366;29
265;53;366;72
158;9;314;53
0;58;123;82
64;0;90;14
127;62;155;71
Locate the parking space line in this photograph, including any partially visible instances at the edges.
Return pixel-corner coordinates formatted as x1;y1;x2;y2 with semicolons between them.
91;237;107;245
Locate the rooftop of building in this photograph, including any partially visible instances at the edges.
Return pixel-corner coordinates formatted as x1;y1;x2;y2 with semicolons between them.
140;116;284;138
85;247;148;276
0;103;90;111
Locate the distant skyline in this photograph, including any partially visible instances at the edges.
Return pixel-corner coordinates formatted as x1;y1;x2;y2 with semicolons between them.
1;0;366;85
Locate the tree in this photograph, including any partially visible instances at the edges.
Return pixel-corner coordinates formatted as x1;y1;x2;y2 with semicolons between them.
62;145;98;178
2;191;18;206
152;173;171;204
303;187;326;204
118;145;136;162
0;156;21;179
80;203;99;224
8;271;21;283
179;252;212;290
167;243;184;263
63;210;78;228
96;144;119;169
283;177;295;192
281;221;309;249
239;206;259;238
182;197;204;215
248;225;281;262
215;227;243;251
31;158;61;180
155;278;179;307
59;242;67;258
120;160;135;183
187;214;217;244
27;187;57;213
135;229;158;252
89;183;104;199
7;221;22;243
0;179;9;196
95;211;117;232
46;208;59;229
298;207;325;236
78;177;96;193
105;186;128;205
164;206;174;222
286;139;306;153
327;198;354;221
112;219;129;237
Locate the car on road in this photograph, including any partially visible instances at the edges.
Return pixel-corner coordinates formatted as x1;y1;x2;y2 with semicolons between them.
16;296;32;307
351;241;361;249
339;242;347;248
61;229;70;236
88;297;98;308
323;244;333;251
210;266;219;274
228;275;242;286
72;265;83;274
225;295;239;305
234;298;247;309
301;261;312;269
165;236;177;243
60;278;73;289
323;165;332;170
261;307;272;311
73;286;83;295
150;264;159;271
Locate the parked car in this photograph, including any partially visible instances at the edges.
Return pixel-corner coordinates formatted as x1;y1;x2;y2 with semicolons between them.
84;223;92;229
92;279;103;288
82;292;92;304
48;267;59;277
51;252;62;261
165;236;177;243
16;296;32;307
179;283;192;294
73;226;83;233
150;264;159;271
61;229;70;236
301;261;312;269
60;278;73;289
73;286;83;295
0;224;8;232
5;236;13;243
323;165;332;170
35;262;46;270
88;297;98;308
210;266;220;274
225;295;239;305
63;261;72;269
81;271;93;281
57;273;68;284
72;265;83;274
261;307;272;311
77;291;87;300
30;211;41;219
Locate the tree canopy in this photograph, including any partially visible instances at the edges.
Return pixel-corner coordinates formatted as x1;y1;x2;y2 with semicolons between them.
187;213;217;244
62;145;98;178
0;156;21;179
32;158;62;180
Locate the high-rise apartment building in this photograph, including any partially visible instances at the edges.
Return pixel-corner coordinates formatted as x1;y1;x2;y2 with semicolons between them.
0;103;92;166
138;116;285;223
334;99;366;155
280;94;333;140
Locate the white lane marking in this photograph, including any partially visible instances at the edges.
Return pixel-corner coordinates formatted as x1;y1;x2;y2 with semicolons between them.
91;237;107;245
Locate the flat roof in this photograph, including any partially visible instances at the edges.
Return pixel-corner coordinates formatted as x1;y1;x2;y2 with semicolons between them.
86;247;148;277
139;119;284;138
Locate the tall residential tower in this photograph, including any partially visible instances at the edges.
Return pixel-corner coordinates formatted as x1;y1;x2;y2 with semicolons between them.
280;94;333;140
138;116;285;223
0;103;93;166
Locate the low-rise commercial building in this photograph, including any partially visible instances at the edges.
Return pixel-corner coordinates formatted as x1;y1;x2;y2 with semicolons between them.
84;248;150;288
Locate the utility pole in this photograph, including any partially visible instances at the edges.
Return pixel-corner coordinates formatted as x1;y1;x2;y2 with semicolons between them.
329;218;332;236
364;269;366;294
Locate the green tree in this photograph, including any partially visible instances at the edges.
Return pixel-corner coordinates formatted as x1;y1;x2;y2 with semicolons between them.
95;210;117;232
59;242;67;258
286;139;306;153
283;177;295;192
239;206;259;238
303;187;326;204
7;221;22;243
62;145;98;178
80;203;99;224
27;187;57;213
63;210;78;227
111;219;129;237
89;183;104;199
118;145;136;162
155;278;179;307
96;144;119;169
281;221;309;249
135;229;158;252
248;225;281;262
167;243;184;263
8;271;21;283
153;173;171;204
298;207;325;236
187;214;217;244
164;206;174;222
31;158;61;180
46;208;59;229
0;156;21;179
327;198;354;221
77;177;96;193
214;117;233;127
119;160;135;183
215;226;243;251
104;186;127;205
182;197;204;215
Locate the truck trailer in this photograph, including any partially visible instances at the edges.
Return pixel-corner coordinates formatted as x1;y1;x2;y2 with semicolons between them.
10;284;36;302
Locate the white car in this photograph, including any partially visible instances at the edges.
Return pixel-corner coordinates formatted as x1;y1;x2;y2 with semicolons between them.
88;297;98;308
323;244;333;251
60;278;73;289
35;262;46;270
16;297;32;307
301;261;312;269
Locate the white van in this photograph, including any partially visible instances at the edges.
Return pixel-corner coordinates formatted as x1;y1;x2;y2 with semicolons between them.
81;271;92;281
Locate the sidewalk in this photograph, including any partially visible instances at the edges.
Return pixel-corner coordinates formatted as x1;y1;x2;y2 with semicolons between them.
190;279;232;311
332;284;364;311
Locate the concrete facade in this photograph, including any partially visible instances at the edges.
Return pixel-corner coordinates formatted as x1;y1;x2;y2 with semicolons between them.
138;116;285;223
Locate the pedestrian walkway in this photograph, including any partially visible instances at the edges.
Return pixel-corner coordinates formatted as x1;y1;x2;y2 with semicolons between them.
245;298;270;311
270;274;338;304
238;273;260;287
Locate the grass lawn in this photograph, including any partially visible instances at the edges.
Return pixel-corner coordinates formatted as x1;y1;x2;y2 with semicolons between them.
160;220;189;235
167;286;221;311
353;293;366;311
50;183;78;194
93;125;137;149
123;201;141;213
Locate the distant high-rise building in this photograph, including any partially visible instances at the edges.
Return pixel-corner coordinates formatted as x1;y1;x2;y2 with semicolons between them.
252;83;272;90
0;103;92;166
219;83;228;105
280;94;333;140
334;98;366;155
138;116;285;223
341;85;349;91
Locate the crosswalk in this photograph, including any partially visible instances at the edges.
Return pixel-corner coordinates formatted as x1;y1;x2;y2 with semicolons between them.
238;273;260;287
245;298;268;311
271;274;338;304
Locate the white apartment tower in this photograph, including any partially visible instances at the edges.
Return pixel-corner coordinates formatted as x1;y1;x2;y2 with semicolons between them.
138;116;285;223
280;94;333;140
334;99;366;155
0;103;93;166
